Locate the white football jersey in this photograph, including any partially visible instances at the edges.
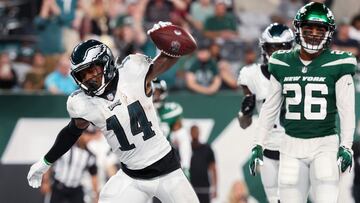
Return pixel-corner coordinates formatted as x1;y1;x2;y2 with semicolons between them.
67;54;171;170
238;63;284;151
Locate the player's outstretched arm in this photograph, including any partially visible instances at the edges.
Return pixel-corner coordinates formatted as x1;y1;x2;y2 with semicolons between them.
27;118;89;188
146;52;179;83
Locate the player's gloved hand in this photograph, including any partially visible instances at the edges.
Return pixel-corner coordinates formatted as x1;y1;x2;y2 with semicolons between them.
241;94;256;116
183;168;190;180
249;145;263;176
27;158;51;188
147;21;172;35
337;146;353;173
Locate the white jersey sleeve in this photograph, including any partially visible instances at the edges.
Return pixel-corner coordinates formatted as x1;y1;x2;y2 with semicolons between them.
256;75;284;147
336;74;355;149
116;53;153;100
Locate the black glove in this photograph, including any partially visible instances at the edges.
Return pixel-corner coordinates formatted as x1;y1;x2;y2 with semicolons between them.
241;94;256;116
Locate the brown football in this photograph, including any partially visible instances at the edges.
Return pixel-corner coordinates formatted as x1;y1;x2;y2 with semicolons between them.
149;25;197;57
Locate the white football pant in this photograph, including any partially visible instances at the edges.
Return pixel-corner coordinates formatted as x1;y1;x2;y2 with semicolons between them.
261;156;280;203
99;168;199;203
279;151;339;203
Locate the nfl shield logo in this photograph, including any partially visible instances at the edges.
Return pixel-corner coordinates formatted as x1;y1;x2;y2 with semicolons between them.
302;67;308;73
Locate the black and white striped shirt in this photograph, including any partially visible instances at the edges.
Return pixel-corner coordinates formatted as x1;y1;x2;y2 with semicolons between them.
53;145;97;188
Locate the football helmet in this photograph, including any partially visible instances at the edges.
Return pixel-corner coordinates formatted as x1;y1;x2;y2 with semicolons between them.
152;79;168;108
293;2;336;54
259;23;294;60
70;39;116;96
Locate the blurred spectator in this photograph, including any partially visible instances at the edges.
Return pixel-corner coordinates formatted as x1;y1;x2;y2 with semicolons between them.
218;59;238;90
332;22;360;58
276;0;303;26
185;41;222;95
22;52;47;92
352;140;360;203
145;0;173;29
190;125;217;203
23;72;45;92
107;0;127;20
88;0;111;36
56;0;79;55
12;53;33;85
170;0;191;27
41;125;99;203
203;0;238;41
113;0;147;61
216;43;253;90
75;0;118;55
34;0;66;73
228;180;249;203
31;52;47;75
0;52;18;90
186;0;214;41
243;47;257;65
349;14;360;42
44;54;77;95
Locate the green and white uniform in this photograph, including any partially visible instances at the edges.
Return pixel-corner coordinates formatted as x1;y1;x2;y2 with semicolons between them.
257;48;356;149
271;49;355;139
158;102;183;138
157;102;192;171
255;48;356;202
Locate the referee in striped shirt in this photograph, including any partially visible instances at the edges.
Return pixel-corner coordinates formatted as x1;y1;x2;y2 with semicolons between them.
41;125;99;203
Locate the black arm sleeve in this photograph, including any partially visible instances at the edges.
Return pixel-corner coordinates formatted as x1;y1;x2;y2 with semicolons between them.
44;119;85;163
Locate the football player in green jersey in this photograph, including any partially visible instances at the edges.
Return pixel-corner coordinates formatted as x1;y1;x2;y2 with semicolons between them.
152;79;192;178
250;2;357;203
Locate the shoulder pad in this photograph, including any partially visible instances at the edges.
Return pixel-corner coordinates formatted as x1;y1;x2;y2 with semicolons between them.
67;91;89;118
70;89;82;97
321;50;357;67
268;54;291;67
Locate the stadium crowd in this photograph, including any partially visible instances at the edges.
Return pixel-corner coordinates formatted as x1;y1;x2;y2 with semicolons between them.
1;0;360;95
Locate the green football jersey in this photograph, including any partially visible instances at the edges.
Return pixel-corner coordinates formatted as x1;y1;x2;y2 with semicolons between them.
269;48;356;139
157;102;183;138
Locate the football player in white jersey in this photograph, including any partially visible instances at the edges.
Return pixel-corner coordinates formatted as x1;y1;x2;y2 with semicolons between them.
237;23;294;203
27;22;199;203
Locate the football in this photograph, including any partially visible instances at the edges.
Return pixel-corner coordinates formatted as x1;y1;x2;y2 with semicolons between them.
149;24;197;57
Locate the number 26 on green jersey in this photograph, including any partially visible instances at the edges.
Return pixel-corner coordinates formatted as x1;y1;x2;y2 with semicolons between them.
283;83;328;120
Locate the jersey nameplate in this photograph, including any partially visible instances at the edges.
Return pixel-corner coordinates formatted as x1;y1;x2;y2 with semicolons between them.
284;76;326;82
